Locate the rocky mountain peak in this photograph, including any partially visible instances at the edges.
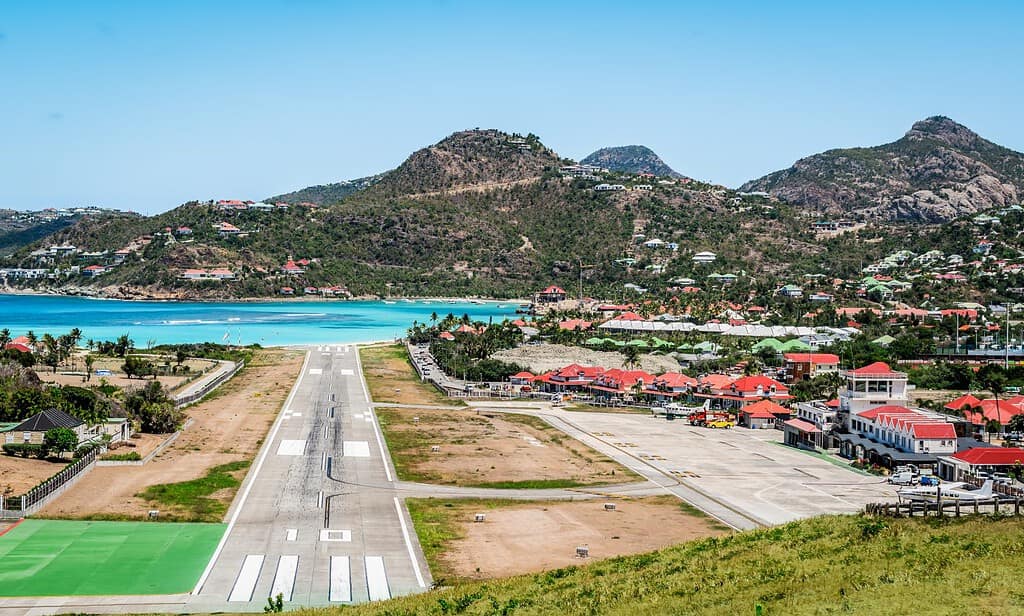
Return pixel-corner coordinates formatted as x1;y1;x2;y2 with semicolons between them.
580;145;684;178
904;116;981;149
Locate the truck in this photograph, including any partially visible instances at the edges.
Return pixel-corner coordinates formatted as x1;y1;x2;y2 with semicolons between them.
689;409;731;427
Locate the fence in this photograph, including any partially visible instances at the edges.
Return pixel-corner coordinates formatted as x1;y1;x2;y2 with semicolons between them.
865;497;1024;519
173;361;244;409
1;449;97;518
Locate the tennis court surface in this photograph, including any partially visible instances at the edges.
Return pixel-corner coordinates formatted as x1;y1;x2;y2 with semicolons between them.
0;519;225;596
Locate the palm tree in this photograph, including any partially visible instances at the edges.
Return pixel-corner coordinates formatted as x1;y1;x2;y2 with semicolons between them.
978;364;1007;442
0;328;10;348
85;354;95;382
25;330;37;348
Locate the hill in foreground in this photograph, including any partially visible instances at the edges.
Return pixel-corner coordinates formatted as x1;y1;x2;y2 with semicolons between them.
740;116;1024;222
581;145;685;178
321;514;1023;615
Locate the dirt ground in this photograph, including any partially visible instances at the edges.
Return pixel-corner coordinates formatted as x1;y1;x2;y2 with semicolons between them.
39;348;304;519
101;432;167;459
0;456;67;496
427;497;727;581
492;343;681;374
36;356;216;394
378;407;636;486
360;344;456;406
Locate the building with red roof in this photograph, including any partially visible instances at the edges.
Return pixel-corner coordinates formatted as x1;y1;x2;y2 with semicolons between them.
944;393;982;412
533;364;605;392
589;369;657;401
535;285;567;304
509;371;534;385
783;353;840;383
938;447;1024;482
558;319;593;331
739;400;791;429
961;399;1024;427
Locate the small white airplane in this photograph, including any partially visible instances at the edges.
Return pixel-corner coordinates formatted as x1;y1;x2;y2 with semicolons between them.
897;481;966;502
941;479;996;502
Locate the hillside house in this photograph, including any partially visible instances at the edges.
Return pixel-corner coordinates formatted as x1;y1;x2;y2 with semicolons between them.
692;251;716;264
594;183;625;191
175;226;193;236
209;268;236;280
535;285;567;303
180;268;208;280
214;222;242;236
82;265;108;277
783;353;840;383
776;284;804;298
281;260;306;275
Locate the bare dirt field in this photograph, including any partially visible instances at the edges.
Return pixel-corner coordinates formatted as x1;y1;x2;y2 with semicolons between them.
39;348;303;520
377;407;637;488
100;432;167;460
36;356;216;394
360;343;458;406
492;343;680;374
409;496;728;582
0;456;67;495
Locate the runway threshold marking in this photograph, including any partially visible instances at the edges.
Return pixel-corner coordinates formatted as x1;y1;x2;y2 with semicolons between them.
317;490;324;508
340;369;354;376
277;440;306;456
227;554;264;602
329;556;352;602
270;555;298;601
343;441;370;457
285;528;297;541
365;556;391;601
309;368;323;375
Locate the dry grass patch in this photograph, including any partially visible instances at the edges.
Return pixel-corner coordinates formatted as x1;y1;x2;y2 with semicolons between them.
408;496;729;583
377;407;638;488
359;343;461;406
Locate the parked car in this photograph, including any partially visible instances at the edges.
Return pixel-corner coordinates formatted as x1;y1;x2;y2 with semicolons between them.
888;471;919;486
707;419;734;429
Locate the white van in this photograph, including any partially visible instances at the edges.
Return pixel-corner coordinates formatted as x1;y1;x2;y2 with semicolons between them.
888;471;919;486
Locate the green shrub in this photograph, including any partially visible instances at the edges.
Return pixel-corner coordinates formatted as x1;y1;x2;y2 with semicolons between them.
2;443;44;458
100;451;142;461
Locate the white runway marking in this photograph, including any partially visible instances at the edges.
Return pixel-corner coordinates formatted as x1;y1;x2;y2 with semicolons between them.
285;528;297;541
277;440;306;456
395;497;428;588
270;555;298;601
365;556;391;601
340;369;354;376
343;441;370;457
329;556;352;602
290;412;302;417
228;554;264;602
317;490;324;508
318;529;352;542
309;368;323;375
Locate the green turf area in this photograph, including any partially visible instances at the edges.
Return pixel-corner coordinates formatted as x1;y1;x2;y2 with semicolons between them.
0;519;225;596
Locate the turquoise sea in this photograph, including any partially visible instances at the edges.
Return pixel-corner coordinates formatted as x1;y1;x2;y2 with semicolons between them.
0;295;520;346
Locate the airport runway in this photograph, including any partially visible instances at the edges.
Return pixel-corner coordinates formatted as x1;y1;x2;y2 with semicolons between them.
185;344;431;611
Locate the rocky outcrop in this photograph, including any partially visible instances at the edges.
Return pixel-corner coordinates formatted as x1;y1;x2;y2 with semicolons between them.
740;116;1024;222
581;145;685;178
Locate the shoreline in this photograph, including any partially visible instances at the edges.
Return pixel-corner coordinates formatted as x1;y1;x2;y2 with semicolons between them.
0;288;529;305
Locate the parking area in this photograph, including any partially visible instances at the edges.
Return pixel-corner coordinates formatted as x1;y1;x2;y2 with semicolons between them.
544;410;897;525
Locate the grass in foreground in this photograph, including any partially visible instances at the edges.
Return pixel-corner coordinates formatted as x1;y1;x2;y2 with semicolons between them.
300;514;1024;615
359;343;463;406
0;519;223;596
135;460;250;522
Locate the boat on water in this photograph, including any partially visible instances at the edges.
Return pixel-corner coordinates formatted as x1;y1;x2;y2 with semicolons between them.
382;300;397;304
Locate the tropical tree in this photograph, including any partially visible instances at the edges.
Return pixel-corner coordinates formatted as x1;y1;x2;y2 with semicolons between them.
977;364;1007;439
43;427;79;458
0;329;10;348
84;354;95;382
621;343;641;369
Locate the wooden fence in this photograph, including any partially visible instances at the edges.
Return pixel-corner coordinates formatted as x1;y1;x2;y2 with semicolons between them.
865;497;1024;518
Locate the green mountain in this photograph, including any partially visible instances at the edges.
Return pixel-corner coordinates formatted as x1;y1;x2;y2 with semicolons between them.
740;116;1024;222
5;129;797;299
266;174;385;206
581;145;685;178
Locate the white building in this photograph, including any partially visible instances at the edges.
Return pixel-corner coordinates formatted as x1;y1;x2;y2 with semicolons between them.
692;251;716;264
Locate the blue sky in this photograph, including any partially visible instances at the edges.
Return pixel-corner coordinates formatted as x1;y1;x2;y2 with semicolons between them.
2;1;1022;213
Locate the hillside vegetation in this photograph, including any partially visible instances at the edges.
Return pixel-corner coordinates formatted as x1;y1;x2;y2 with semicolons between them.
741;116;1024;222
302;514;1024;615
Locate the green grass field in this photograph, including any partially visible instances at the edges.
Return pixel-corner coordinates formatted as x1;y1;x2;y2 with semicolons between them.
0;519;224;596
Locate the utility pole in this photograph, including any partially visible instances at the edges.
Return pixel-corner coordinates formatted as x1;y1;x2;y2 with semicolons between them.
1006;304;1010;369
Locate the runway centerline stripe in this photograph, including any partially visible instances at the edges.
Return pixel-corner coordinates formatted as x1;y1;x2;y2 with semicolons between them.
227;554;264;602
329;556;352;602
365;556;391;601
270;555;298;602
